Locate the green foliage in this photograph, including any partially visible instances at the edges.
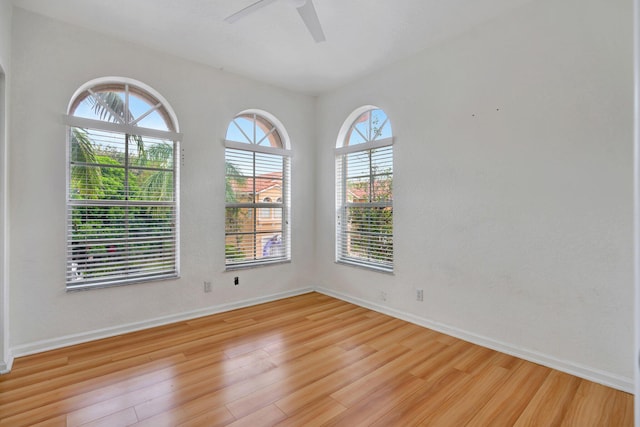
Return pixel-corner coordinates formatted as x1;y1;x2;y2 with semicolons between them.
70;128;103;199
345;147;393;263
69;90;176;279
139;142;174;203
225;244;244;260
94;155;139;200
88;91;145;157
347;206;393;263
225;162;246;203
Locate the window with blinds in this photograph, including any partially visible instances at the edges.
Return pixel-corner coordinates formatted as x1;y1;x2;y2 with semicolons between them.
65;79;181;290
336;107;393;272
225;112;291;268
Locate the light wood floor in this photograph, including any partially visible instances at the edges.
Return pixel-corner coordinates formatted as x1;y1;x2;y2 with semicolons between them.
0;292;632;426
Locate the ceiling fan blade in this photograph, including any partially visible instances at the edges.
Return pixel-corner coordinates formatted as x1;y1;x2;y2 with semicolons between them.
297;0;326;43
224;0;278;23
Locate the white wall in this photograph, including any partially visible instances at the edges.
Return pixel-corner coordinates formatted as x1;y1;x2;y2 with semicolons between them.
316;0;633;390
8;8;316;353
0;0;12;372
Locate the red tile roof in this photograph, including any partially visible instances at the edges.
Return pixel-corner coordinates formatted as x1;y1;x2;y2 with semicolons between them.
231;171;282;194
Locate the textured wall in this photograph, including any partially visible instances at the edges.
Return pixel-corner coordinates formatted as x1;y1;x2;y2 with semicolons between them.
9;8;316;349
316;0;633;388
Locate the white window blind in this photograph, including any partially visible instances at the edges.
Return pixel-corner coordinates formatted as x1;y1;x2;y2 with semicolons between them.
224;112;291;268
66;80;180;290
336;107;394;272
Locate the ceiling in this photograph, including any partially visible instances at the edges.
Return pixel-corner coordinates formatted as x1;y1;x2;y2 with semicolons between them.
11;0;535;95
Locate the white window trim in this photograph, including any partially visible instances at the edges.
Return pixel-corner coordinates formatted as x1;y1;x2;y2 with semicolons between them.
335;137;393;155
224;111;291;270
65;79;181;291
224;139;291;157
65;115;183;141
335;107;394;273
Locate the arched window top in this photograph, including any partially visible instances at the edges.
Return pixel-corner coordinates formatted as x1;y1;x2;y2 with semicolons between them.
338;106;393;150
68;77;178;133
225;110;291;153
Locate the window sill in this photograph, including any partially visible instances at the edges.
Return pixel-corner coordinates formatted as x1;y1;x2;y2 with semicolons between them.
225;259;291;271
66;273;180;292
336;259;394;275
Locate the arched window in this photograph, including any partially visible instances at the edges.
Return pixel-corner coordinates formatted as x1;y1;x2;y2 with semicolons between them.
225;111;291;267
336;106;394;271
65;78;181;290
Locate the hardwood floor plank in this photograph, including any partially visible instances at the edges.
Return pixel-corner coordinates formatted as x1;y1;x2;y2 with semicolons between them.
133;345;347;424
261;315;358;356
560;381;628;426
452;344;496;374
366;322;425;350
369;369;475;426
6;356;69;380
418;365;511;426
302;314;395;349
465;361;551;426
29;415;67;427
274;396;346;427
275;344;409;414
0;292;631;426
329;347;431;408
66;348;263;426
225;344;374;419
409;339;477;381
322;373;425;426
226;404;286;427
133;351;279;421
337;317;406;351
513;370;582;427
176;406;236;427
77;407;138;427
0;354;187;423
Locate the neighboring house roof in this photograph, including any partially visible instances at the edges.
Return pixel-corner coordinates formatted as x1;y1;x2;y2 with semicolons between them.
348;187;367;200
231;171;283;195
346;179;392;202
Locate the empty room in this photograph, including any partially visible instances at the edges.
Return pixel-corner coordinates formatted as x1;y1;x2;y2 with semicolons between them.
0;0;635;425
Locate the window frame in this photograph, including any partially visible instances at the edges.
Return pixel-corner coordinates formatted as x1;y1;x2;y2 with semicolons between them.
64;77;181;291
224;110;291;269
336;106;394;273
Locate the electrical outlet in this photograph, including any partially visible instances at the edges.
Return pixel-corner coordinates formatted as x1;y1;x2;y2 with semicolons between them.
204;281;212;293
416;289;424;302
234;276;239;286
380;291;387;302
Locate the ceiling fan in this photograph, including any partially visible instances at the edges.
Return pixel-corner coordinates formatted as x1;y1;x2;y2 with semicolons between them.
224;0;326;43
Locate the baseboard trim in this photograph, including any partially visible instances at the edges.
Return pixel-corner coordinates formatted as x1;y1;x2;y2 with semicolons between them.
315;286;634;394
0;352;14;374
7;285;634;393
10;287;313;360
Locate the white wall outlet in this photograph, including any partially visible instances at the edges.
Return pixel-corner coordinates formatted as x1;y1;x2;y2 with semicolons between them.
380;291;387;302
204;281;212;293
416;289;424;302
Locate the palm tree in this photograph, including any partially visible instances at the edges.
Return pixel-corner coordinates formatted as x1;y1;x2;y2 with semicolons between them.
87;91;145;158
226;162;245;202
71;89;145;200
139;142;174;202
70;128;102;199
225;162;246;259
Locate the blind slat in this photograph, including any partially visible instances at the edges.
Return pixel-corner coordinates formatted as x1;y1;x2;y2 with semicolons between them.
225;145;290;266
336;144;394;271
67;123;178;288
